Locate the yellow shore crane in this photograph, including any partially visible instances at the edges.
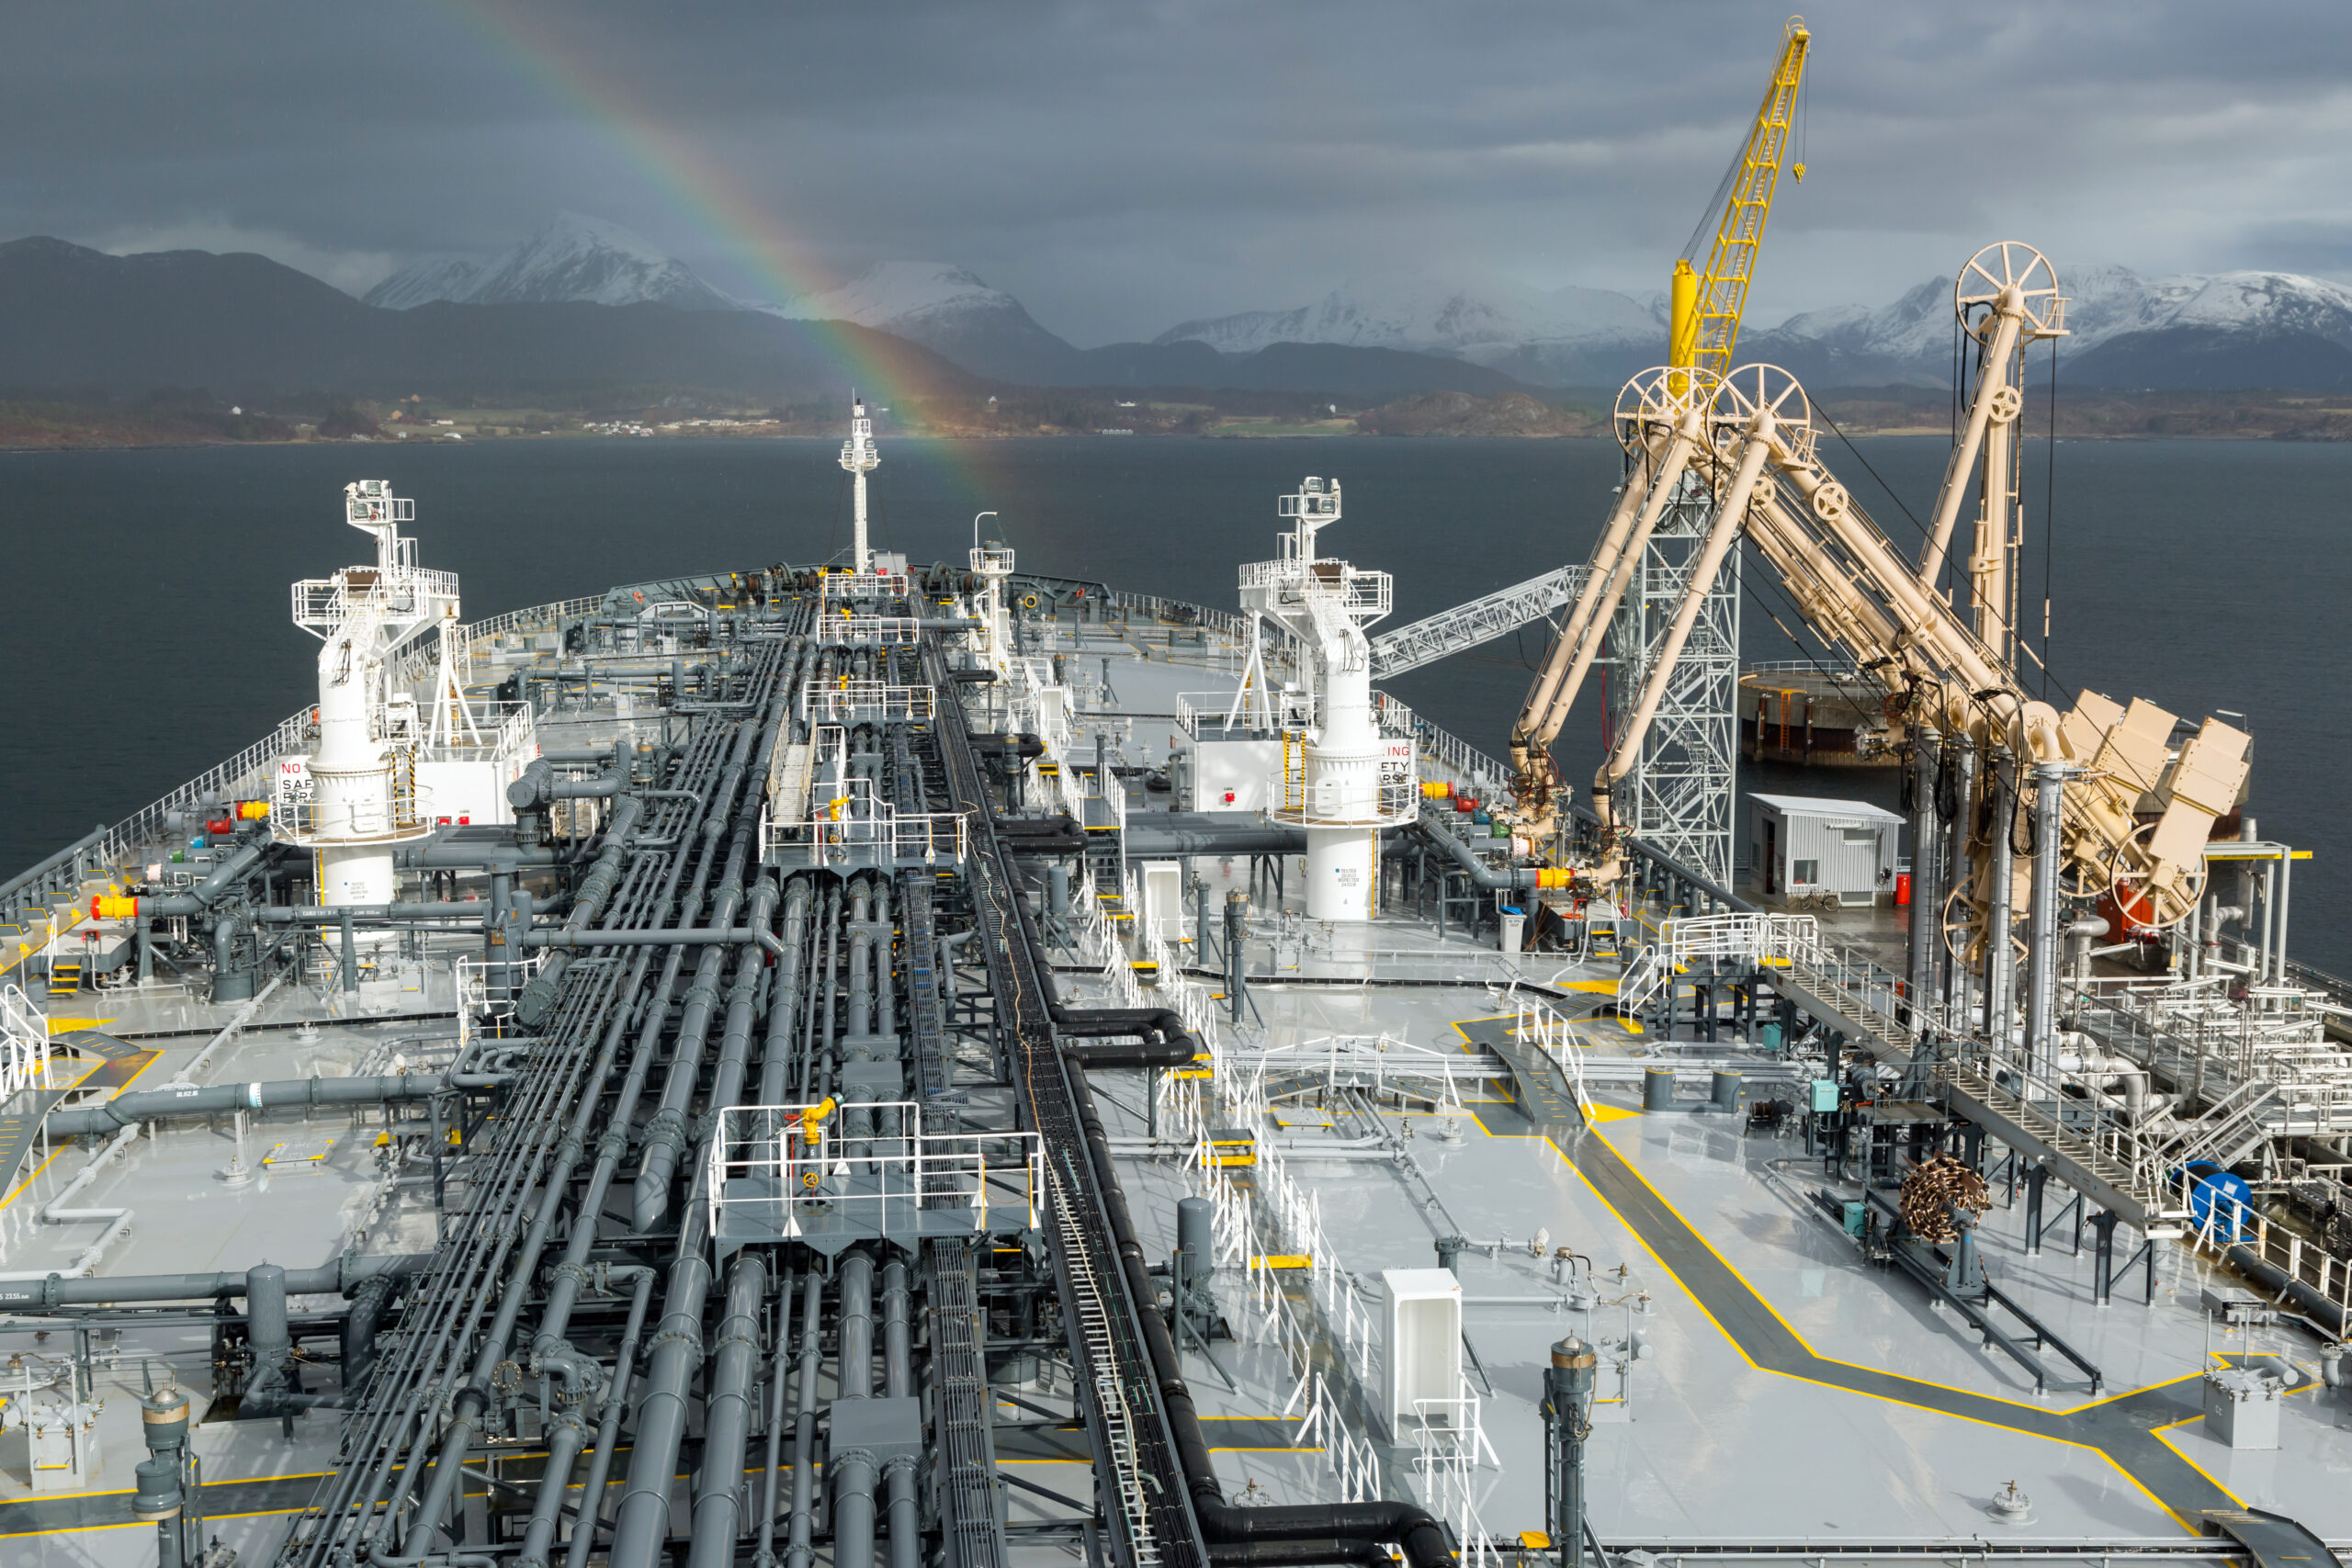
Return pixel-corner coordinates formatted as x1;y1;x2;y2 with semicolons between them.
1508;17;1810;820
1669;17;1810;382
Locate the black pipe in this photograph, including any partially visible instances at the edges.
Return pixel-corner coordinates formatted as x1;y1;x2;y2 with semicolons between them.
969;732;1046;760
993;814;1081;838
1210;1542;1399;1568
947;669;999;684
2225;1243;2347;1338
1013;896;1199;1066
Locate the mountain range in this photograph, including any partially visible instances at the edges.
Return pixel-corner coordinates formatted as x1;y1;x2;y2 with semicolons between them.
763;248;2352;392
10;211;2352;402
364;212;738;312
0;235;968;400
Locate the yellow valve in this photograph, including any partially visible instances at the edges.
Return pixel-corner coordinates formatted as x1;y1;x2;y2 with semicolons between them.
92;895;139;919
237;800;270;819
798;1097;839;1138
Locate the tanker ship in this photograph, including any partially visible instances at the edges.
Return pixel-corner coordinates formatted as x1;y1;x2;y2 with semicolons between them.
0;272;2346;1568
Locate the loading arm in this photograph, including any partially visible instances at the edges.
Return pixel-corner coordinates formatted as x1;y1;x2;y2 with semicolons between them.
1563;357;2247;926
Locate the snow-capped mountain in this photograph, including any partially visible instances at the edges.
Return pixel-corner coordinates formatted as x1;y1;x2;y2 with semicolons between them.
1753;265;2352;386
364;213;735;312
1155;263;2352;389
1158;273;1660;385
769;263;1083;384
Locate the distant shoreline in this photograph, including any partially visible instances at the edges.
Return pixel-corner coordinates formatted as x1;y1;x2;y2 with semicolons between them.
7;382;2349;451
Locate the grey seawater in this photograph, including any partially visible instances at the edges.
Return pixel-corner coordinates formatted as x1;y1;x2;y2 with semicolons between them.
5;435;2347;971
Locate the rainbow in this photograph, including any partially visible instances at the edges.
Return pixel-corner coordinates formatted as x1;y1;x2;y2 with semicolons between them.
438;0;919;412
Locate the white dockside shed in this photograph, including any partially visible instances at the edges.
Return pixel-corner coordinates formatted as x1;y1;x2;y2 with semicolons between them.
1750;794;1904;907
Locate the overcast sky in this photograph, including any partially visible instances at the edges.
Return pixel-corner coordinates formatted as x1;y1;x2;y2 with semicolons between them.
8;0;2350;345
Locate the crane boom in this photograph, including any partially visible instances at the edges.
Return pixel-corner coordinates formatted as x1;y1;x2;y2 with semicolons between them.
1668;18;1810;378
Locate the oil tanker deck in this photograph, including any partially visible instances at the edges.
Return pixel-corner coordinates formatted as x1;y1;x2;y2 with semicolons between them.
0;391;2344;1568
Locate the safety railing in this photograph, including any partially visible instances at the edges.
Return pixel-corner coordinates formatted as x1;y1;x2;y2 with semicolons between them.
96;709;313;872
832;615;927;644
707;1101;1044;1239
1234;1035;1484;1119
1374;692;1512;804
2177;1169;2352;1322
0;985;53;1103
1510;997;1598;1120
289;566;462;635
819;570;914;604
1102;590;1254;642
1182;1130;1385;1506
1406;1393;1504;1568
799;682;938;726
762;798;969;870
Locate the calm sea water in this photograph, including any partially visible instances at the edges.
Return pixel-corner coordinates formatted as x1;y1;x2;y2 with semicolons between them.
6;435;2348;968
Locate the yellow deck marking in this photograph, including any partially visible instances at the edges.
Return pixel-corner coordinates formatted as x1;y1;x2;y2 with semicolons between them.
1550;1124;2216;1532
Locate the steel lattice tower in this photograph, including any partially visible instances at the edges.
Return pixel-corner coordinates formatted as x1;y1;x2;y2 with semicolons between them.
1607;472;1739;888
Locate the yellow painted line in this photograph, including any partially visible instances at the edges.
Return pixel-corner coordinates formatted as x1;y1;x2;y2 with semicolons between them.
1559;978;1620;994
1583;1104;1641;1124
1252;1255;1312;1270
1552;1124;2211;1533
2149;1413;2245;1511
0;1144;69;1212
46;1018;119;1034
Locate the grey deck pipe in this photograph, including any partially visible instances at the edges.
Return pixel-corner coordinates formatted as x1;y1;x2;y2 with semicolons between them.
0;1250;424;1311
394;714;761;1562
514;793;644;1027
752;1265;800;1568
881;1258;920;1568
783;1270;825;1568
606;1169;717;1568
561;1265;656;1568
533;722;769;1359
43;1070;485;1139
831;1251;880;1568
628;862;773;1232
754;883;816;1109
686;1253;769;1568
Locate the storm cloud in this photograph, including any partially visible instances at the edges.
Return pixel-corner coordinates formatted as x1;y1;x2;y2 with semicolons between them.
7;0;2349;344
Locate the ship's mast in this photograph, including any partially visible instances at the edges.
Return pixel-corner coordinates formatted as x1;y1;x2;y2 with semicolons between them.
839;394;880;570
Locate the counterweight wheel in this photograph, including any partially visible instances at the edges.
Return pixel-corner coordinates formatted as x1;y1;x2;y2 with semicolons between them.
2105;819;2207;932
1939;885;2025;969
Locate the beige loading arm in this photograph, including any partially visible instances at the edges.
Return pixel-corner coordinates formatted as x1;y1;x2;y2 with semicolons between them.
1510;406;1705;780
1918;304;2026;590
1721;390;2237;924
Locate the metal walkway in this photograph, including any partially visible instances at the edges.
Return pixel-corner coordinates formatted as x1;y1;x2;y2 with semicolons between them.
929;635;1206;1568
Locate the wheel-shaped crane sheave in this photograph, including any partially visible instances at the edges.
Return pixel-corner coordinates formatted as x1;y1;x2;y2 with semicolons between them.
1709;363;1815;468
1955;241;2065;342
1614;366;1722;453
